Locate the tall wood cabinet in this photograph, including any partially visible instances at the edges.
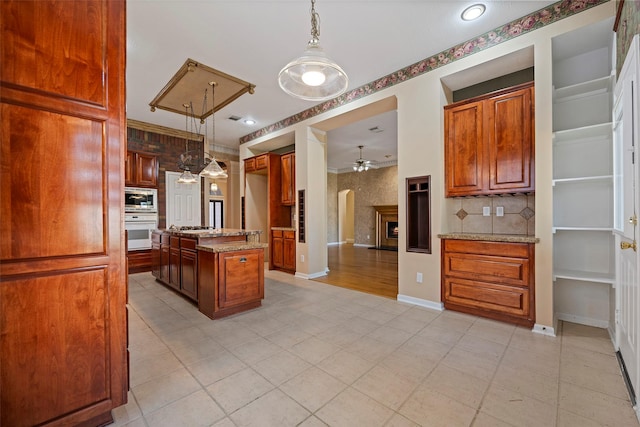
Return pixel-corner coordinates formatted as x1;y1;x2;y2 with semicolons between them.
0;1;128;426
445;82;534;197
281;153;295;206
552;24;615;328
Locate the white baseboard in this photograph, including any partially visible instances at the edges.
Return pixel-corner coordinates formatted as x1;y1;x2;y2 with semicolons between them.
346;238;354;244
532;323;556;337
327;241;341;246
397;294;444;311
556;312;609;329
295;270;327;280
353;243;374;248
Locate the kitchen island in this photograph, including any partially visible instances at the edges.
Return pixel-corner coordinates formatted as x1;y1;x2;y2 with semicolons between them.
151;228;267;319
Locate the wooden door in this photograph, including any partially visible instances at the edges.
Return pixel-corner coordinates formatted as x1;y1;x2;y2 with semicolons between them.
0;1;127;426
487;85;534;192
444;100;484;196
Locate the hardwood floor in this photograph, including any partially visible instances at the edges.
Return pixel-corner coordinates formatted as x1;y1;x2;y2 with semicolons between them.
312;244;398;299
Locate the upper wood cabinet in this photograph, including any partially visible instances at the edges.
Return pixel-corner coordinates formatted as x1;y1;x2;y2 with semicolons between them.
126;150;158;187
445;82;534;197
281;153;295;206
244;153;268;174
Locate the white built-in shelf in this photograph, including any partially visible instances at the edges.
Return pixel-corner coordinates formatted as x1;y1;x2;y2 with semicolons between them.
553;75;614;103
552;122;613;144
552;175;613;186
553;269;615;285
553;227;614;233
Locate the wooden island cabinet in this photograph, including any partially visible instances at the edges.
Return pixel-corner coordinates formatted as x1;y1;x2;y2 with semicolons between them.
151;229;267;319
440;235;538;327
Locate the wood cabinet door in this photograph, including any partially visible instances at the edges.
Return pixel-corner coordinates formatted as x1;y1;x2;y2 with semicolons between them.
486;86;534;192
281;153;295;206
272;233;284;268
169;247;181;290
160;245;170;281
136;152;158;187
125;151;135;186
152;244;161;278
218;250;264;308
444;100;485;196
244;158;256;173
180;250;198;300
0;1;127;425
255;154;268;170
283;234;296;271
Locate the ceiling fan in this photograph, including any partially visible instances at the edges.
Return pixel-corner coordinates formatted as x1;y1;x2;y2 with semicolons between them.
353;145;375;172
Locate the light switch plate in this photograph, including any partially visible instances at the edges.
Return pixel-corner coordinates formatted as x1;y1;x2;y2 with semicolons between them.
496;206;504;217
483;206;491;216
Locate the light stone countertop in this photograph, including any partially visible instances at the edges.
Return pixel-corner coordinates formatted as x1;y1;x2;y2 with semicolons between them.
437;233;539;244
160;228;263;238
196;241;268;253
271;227;296;231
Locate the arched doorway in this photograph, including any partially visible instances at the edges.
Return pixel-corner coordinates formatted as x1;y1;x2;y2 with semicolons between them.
338;189;355;244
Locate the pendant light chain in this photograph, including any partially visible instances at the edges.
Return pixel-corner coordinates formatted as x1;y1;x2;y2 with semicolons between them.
310;0;320;42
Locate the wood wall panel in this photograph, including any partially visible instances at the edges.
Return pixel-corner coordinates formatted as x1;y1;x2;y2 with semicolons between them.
0;269;109;427
1;105;105;260
1;0;106;106
0;1;127;425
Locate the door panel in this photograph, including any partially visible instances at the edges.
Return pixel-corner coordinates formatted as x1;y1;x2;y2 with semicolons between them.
165;171;201;227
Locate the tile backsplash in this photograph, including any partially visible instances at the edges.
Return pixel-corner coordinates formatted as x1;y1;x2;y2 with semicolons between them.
445;194;535;235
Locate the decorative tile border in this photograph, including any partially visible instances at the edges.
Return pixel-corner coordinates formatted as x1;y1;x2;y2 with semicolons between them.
240;0;609;144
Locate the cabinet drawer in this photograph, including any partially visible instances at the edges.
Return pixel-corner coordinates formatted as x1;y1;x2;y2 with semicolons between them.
255;154;268;169
170;236;181;248
443;252;530;287
181;238;197;250
272;229;283;238
161;233;171;244
443;277;530;317
152;232;161;244
443;239;530;258
284;230;295;239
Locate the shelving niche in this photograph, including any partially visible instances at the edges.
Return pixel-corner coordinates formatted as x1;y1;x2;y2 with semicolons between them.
552;21;615;328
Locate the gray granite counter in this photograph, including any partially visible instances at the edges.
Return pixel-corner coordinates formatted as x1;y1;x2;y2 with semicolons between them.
437;233;539;244
196;241;268;253
162;228;262;239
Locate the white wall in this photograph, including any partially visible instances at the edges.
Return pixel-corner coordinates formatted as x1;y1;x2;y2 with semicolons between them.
239;2;616;330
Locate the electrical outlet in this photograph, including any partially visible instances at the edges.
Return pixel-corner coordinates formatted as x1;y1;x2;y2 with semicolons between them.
496;206;504;217
483;206;491;216
416;272;423;283
300;254;305;262
367;234;370;239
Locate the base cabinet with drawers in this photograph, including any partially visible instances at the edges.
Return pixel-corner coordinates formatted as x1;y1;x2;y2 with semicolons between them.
441;239;535;327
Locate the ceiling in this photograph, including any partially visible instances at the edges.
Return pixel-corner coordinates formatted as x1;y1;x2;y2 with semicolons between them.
126;1;558;169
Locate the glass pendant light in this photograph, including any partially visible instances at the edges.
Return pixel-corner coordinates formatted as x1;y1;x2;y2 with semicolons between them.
177;169;197;184
199;82;228;179
278;0;348;102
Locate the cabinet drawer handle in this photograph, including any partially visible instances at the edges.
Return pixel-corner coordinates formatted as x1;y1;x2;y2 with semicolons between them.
239;257;247;263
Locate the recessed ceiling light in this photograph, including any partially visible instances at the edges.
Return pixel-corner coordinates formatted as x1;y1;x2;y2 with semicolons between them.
244;119;256;125
461;4;485;21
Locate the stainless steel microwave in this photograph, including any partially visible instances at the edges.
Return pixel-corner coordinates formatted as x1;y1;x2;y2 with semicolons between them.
124;187;157;212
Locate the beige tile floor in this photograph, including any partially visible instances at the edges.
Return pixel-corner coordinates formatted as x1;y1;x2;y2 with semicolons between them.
112;270;639;427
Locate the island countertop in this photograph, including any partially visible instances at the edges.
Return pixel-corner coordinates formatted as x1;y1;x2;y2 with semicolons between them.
160;227;262;238
437;233;539;244
197;241;268;253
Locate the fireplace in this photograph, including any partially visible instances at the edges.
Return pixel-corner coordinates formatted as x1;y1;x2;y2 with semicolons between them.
373;205;398;249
